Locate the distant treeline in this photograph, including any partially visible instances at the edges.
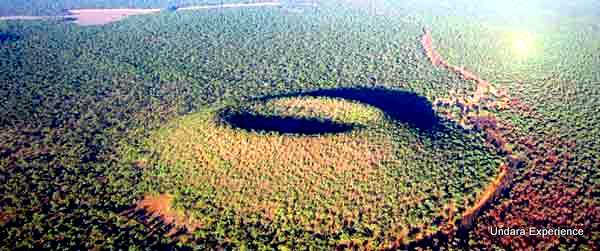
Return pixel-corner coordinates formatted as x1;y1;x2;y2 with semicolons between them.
0;0;277;16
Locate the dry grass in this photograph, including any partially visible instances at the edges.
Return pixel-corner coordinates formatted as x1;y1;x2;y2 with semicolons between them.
257;96;386;125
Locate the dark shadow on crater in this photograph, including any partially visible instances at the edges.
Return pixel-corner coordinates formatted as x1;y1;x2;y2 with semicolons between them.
0;32;21;43
261;87;443;133
220;87;448;137
221;112;356;135
60;16;78;23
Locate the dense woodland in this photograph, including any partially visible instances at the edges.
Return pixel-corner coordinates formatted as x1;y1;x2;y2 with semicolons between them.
1;0;599;250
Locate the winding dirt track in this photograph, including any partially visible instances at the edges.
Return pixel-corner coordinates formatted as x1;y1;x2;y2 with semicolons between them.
385;29;520;250
422;27;515;219
422;28;599;249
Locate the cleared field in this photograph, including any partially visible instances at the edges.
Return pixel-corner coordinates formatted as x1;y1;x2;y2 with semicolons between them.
0;2;284;26
67;9;161;26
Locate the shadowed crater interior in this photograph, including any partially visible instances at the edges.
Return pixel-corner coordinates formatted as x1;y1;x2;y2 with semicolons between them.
219;87;444;136
264;87;442;131
221;112;356;135
0;32;21;43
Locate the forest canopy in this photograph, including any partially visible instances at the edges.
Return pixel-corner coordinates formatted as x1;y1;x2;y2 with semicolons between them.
1;0;598;250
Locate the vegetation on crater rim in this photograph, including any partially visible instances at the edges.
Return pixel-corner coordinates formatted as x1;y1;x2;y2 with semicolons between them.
123;94;501;248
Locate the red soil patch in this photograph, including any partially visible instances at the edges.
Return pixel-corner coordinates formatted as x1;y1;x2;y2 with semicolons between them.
136;194;177;224
474;133;599;249
134;193;201;234
0;211;15;225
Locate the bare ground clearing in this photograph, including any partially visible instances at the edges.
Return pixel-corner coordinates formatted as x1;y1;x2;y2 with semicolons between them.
0;2;290;26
